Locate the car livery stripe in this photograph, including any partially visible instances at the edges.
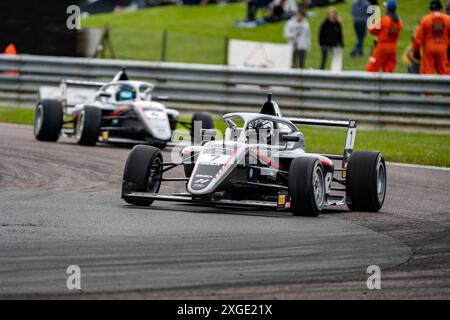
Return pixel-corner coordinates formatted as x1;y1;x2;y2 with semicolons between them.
109;108;127;117
320;160;333;167
252;149;285;171
212;144;243;180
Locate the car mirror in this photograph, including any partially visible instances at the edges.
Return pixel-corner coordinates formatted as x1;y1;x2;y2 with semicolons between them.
281;134;300;142
99;92;112;98
156;95;169;101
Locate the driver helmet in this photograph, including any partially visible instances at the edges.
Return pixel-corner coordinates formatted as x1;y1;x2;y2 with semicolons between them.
250;119;274;145
116;84;137;101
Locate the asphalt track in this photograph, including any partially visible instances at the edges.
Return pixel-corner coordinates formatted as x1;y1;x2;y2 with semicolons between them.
0;123;449;299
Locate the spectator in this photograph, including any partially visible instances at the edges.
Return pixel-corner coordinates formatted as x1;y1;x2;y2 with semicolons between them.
2;44;20;76
246;0;272;22
350;0;371;57
446;2;450;73
284;9;311;68
366;0;403;73
319;6;344;70
402;25;421;74
265;0;298;22
413;0;450;75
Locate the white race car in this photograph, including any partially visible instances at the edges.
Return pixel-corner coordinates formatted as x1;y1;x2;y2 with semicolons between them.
34;69;214;147
121;94;386;217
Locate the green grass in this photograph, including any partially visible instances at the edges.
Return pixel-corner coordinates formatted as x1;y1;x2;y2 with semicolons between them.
0;108;35;125
83;0;427;71
2;108;447;167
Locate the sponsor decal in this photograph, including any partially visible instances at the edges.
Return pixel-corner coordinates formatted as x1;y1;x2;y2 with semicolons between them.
277;192;291;210
278;195;286;205
325;172;333;193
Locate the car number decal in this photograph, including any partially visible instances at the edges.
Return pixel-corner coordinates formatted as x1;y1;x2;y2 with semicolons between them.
345;128;356;150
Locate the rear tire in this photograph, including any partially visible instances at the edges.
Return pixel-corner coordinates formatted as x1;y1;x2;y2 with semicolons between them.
346;151;386;212
75;106;101;146
288;157;325;217
191;112;214;143
34;99;63;142
122;145;163;206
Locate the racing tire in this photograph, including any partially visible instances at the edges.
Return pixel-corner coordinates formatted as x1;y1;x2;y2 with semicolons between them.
191;112;214;143
75;106;102;146
346;151;386;212
122;145;163;206
167;113;179;131
288;157;325;217
34;99;63;142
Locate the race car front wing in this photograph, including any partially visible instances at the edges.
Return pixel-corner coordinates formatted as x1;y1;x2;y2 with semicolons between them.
122;191;291;210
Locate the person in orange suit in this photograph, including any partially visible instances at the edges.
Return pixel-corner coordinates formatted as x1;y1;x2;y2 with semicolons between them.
4;43;17;55
366;0;403;73
446;2;450;73
3;43;19;76
414;0;450;75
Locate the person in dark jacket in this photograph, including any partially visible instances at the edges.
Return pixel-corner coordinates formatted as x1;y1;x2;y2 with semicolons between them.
246;0;272;22
350;0;371;56
319;6;344;69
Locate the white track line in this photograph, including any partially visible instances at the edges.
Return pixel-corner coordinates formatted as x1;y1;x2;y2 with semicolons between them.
0;123;31;129
387;162;450;171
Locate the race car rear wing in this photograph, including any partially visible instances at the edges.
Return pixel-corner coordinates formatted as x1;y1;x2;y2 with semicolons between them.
39;79;106;108
59;79;107;107
40;69;131;107
287;117;357;168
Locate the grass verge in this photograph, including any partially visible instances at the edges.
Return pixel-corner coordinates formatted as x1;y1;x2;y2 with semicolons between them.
0;107;35;125
1;108;448;167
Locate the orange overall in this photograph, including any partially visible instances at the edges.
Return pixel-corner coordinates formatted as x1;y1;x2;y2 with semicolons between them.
414;11;450;75
3;44;19;76
4;43;17;55
366;15;403;73
448;27;450;74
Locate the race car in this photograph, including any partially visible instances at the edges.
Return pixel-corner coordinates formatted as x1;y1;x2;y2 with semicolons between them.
121;94;387;217
33;69;214;147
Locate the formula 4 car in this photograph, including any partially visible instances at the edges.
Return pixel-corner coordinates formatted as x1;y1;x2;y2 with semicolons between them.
34;69;214;147
121;94;386;216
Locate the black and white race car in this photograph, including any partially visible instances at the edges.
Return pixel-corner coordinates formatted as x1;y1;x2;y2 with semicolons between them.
121;94;387;217
34;69;214;147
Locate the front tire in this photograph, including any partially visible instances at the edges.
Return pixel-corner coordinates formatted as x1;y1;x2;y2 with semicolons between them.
288;157;325;217
34;99;63;142
346;151;386;212
75;106;101;146
122;145;163;206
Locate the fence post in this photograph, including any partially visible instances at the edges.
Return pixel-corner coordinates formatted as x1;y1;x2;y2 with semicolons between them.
161;30;168;62
223;36;229;65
